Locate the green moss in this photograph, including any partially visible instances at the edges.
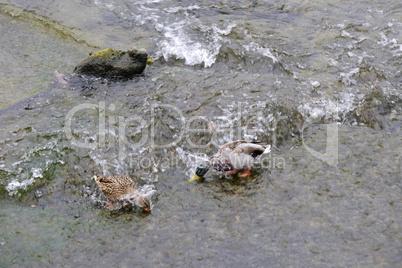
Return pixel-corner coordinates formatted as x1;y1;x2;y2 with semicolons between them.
146;57;154;65
90;48;117;58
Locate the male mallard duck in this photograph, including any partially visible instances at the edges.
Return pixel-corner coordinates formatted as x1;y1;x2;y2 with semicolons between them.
94;174;151;212
189;140;271;183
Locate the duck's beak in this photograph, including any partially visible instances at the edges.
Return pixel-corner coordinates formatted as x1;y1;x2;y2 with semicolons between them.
144;207;152;213
188;174;201;183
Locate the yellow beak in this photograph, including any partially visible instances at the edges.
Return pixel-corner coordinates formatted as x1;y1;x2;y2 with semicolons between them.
144;207;152;213
188;174;201;183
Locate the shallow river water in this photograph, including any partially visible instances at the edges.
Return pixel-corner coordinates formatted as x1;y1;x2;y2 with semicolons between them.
0;0;401;267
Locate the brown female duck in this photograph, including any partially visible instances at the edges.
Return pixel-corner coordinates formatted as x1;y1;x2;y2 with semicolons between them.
94;174;151;212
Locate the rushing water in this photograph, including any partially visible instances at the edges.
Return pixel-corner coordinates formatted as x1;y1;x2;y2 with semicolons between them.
0;0;401;267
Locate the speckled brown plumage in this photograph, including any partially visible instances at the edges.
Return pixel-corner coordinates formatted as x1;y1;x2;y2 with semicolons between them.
95;174;137;199
94;174;151;212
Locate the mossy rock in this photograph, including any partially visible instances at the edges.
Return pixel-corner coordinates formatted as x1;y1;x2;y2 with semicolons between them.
74;48;148;79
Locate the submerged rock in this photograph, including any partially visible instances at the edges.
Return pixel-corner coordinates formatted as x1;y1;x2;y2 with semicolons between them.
73;48;148;79
345;89;401;129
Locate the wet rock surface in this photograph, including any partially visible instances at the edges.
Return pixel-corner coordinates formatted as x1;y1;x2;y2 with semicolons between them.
0;0;402;267
73;48;148;79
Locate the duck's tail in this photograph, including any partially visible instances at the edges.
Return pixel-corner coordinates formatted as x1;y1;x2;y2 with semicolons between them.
249;141;271;154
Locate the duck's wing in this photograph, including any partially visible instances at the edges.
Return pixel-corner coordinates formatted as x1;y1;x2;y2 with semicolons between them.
232;142;270;158
211;144;237;171
219;140;248;151
212;141;270;171
98;175;137;189
215;141;268;158
117;175;138;190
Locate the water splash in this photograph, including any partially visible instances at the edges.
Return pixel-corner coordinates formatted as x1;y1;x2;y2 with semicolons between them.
138;184;156;200
176;147;209;177
298;90;366;123
340;68;360;86
2;134;66;196
90;0;240;67
156;21;235;67
5;168;42;196
378;32;402;58
243;42;278;63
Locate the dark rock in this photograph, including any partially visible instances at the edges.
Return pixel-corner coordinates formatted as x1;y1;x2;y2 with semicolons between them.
73;48;148;79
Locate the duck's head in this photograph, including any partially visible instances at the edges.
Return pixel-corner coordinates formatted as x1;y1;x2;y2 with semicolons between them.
137;195;152;213
188;164;210;183
92;175;101;184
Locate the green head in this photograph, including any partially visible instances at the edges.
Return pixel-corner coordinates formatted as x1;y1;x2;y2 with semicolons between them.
188;164;210;183
195;164;210;177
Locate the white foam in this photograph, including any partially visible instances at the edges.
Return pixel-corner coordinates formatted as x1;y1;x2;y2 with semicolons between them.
31;168;43;179
156;22;235;67
5;167;42;196
378;32;402;57
243;42;278;63
339;68;360;86
6;168;43;196
263;145;271;154
91;0;238;67
311;81;321;88
298;90;365;123
6;178;35;196
138;184;156;198
164;5;201;14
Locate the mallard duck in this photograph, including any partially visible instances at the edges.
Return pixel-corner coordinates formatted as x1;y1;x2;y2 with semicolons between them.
94;174;151;212
189;140;271;183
